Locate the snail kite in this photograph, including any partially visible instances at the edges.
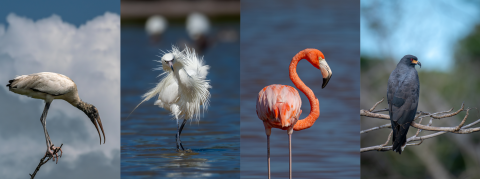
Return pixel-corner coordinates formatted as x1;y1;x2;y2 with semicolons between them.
387;55;421;154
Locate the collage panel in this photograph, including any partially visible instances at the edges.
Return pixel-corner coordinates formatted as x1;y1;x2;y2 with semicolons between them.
120;0;240;178
361;0;480;178
0;0;120;178
241;0;360;178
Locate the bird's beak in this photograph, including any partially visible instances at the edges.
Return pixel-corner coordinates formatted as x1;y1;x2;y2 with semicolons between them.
322;74;332;89
412;59;421;68
319;60;332;88
90;116;106;144
167;61;174;72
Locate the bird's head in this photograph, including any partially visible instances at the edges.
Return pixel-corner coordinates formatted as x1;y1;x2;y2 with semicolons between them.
81;103;106;145
401;55;421;68
161;53;176;72
304;49;332;88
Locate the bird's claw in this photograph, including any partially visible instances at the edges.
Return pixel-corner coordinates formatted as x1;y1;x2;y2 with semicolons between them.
45;144;62;164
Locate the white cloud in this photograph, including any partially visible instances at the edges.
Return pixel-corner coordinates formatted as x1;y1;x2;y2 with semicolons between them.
0;12;119;178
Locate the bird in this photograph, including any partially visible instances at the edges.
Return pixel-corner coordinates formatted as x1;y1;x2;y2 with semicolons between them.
6;72;106;163
256;49;332;179
186;12;210;53
387;55;421;154
145;15;168;43
134;45;211;151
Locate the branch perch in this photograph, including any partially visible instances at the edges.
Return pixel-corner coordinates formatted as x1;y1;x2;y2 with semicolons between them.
29;144;63;179
361;99;480;153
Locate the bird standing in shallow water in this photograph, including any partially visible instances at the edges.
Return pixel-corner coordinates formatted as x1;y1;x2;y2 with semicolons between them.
387;55;421;154
135;46;211;151
6;72;106;163
256;49;332;179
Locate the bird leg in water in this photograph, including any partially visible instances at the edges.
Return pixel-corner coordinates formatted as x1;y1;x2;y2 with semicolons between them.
288;126;294;179
40;102;61;163
263;122;272;179
176;119;188;151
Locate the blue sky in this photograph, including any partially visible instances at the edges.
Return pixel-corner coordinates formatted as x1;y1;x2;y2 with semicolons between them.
0;0;119;26
361;0;480;71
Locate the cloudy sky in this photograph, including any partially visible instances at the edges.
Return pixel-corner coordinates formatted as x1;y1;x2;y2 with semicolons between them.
0;2;119;179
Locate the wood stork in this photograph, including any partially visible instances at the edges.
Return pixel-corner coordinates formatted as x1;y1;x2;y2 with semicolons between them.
6;72;106;163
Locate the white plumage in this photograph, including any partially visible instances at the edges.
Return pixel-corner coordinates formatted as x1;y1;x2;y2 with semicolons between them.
134;45;211;151
7;72;105;163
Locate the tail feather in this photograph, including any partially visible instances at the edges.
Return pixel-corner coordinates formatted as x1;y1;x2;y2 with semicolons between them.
392;122;411;154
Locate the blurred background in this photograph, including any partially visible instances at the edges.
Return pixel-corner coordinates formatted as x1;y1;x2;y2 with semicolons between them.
0;1;120;179
120;0;240;178
241;0;360;178
361;0;480;178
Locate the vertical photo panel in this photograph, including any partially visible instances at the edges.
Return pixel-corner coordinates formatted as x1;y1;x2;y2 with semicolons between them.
241;0;360;178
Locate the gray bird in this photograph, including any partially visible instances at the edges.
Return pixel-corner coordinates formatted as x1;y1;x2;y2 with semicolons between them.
387;55;421;154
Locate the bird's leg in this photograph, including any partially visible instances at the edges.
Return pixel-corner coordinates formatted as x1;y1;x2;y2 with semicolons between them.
263;122;272;179
176;119;187;151
40;102;55;158
288;127;294;179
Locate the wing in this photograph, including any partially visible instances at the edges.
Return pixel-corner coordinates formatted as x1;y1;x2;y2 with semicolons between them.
9;72;75;96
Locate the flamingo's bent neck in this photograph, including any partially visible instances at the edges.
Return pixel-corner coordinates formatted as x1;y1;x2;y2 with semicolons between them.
289;49;320;131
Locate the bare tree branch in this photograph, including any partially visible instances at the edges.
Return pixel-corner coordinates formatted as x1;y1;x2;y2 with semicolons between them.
29;144;63;179
361;99;480;153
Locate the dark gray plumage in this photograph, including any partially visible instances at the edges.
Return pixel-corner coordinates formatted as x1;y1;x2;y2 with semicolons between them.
387;55;421;154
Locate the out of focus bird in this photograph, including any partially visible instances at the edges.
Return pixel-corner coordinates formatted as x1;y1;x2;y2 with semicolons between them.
186;12;210;53
6;72;106;163
134;45;211;151
387;55;421;154
145;15;168;43
256;49;332;179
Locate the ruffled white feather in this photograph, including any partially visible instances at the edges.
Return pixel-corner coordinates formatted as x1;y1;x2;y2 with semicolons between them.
135;45;211;121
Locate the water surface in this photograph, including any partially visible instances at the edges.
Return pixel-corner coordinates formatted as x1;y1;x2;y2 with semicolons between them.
121;23;240;178
241;0;360;178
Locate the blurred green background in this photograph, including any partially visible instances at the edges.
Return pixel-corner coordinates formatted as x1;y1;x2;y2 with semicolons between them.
361;0;480;178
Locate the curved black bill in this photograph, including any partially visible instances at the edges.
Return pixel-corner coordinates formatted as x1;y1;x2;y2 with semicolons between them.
417;61;421;68
322;74;331;89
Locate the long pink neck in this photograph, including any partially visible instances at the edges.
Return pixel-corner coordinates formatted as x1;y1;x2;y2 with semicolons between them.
289;51;320;131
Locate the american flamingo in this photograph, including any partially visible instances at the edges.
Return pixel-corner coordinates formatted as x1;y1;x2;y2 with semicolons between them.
256;49;332;179
6;72;106;163
133;45;211;151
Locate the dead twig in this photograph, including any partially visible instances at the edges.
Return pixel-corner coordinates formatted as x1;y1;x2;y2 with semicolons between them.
361;99;480;153
29;144;63;179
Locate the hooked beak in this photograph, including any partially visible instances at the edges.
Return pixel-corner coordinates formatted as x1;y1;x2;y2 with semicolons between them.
322;74;331;89
90;116;106;144
167;61;174;72
412;59;421;68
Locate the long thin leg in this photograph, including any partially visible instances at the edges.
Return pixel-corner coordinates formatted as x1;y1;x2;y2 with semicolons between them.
176;119;187;151
287;127;294;179
40;102;52;152
267;134;271;179
289;133;292;179
263;122;272;179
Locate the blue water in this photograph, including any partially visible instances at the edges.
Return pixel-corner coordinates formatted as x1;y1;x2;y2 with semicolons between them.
121;23;240;178
240;0;360;178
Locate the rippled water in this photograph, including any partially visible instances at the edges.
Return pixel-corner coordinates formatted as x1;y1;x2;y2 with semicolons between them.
121;22;240;178
240;0;360;178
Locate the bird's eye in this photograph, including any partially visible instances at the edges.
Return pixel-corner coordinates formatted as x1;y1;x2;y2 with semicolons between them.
410;58;413;61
